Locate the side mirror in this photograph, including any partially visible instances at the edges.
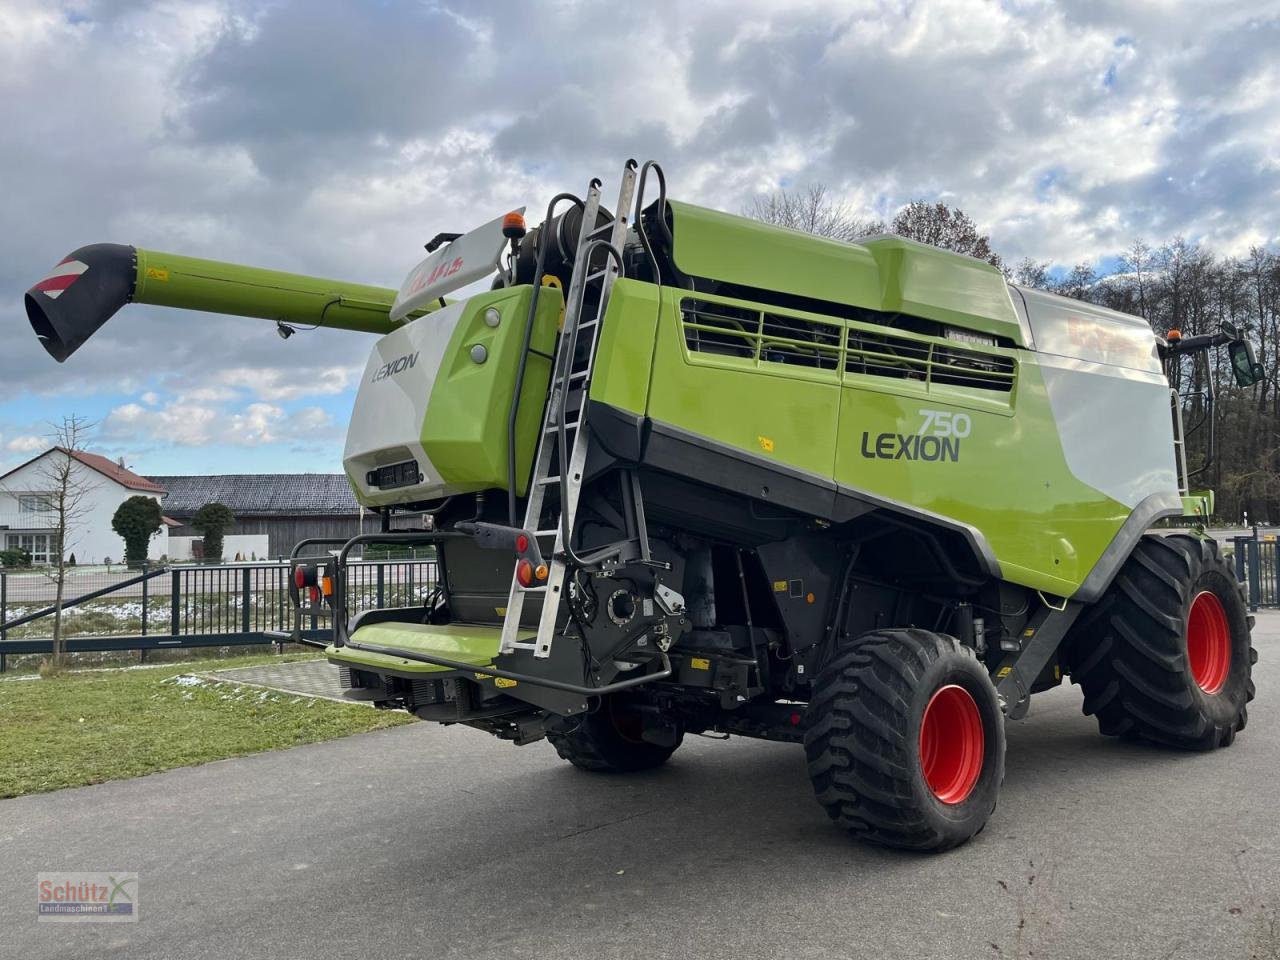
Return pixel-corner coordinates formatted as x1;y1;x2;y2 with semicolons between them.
1228;339;1265;387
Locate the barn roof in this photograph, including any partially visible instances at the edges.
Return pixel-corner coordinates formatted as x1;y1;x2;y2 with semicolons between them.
147;474;361;517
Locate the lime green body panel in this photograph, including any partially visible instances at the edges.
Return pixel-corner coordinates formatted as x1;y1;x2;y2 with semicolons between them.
832;360;1126;595
665;201;1025;346
589;279;661;415
645;293;842;478
133;248;409;335
636;285;1131;596
326;623;500;674
420;286;563;496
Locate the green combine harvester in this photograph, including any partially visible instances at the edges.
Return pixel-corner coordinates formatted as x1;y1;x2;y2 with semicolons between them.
26;160;1261;850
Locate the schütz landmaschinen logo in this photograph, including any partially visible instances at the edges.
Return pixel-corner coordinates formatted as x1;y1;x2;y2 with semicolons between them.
37;872;138;923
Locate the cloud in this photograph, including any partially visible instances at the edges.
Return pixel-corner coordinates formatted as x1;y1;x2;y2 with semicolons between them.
6;436;46;453
102;398;334;448
1;0;1278;467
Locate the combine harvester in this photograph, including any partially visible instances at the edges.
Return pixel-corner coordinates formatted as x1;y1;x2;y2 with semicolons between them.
26;161;1260;850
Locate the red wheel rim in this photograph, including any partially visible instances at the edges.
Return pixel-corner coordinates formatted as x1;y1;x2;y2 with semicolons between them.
1187;591;1231;695
919;684;985;805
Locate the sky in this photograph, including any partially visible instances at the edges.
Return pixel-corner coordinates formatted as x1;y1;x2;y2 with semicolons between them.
1;0;1277;476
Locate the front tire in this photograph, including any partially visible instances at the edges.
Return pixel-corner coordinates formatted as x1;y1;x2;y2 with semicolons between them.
804;629;1005;851
1069;533;1255;750
547;693;682;773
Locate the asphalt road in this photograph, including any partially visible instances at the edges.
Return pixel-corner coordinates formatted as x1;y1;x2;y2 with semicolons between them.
3;617;1279;960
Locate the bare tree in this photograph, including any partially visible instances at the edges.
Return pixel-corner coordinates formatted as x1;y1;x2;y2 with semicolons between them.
744;184;885;242
890;200;1004;268
1010;257;1052;289
30;417;98;671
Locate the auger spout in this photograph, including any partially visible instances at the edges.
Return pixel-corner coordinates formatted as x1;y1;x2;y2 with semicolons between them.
25;244;410;362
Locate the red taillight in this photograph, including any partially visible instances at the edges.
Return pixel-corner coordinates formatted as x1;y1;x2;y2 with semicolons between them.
515;533;529;555
309;586;320;604
293;565;307;589
516;559;534;587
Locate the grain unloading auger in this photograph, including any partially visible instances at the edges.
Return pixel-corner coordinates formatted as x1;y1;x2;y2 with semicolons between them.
26;160;1262;851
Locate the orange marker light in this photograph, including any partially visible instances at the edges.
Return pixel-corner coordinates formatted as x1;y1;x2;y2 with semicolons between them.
1167;329;1182;341
320;576;333;597
502;211;527;239
534;563;549;582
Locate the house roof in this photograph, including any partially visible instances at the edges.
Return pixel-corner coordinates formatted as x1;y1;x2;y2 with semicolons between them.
0;447;167;494
147;474;361;517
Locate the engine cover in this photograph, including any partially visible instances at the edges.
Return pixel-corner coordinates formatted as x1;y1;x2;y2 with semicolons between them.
343;284;561;508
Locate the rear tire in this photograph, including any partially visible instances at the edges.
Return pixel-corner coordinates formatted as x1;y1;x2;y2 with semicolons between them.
547;694;682;773
804;629;1005;851
1069;533;1255;750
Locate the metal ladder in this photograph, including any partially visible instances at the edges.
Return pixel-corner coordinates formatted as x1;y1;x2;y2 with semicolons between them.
499;162;638;658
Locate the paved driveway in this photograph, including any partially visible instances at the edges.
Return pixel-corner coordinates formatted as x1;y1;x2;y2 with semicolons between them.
3;616;1278;960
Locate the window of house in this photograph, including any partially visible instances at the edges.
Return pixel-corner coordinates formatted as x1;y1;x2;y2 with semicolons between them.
4;533;52;564
18;494;53;513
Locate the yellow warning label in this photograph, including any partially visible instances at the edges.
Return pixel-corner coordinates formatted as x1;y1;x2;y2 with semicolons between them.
757;435;775;453
690;657;711;671
495;607;507;616
772;580;787;592
495;677;518;689
1022;627;1035;637
996;666;1012;678
474;672;491;681
145;266;169;282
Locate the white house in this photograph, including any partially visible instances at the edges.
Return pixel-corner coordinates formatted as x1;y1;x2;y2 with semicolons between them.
0;448;170;565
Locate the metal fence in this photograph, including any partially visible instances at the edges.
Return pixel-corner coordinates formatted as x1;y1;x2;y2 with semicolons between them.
0;559;439;670
1231;533;1278;611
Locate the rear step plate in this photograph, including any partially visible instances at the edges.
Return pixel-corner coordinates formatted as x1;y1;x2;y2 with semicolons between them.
326;623;513;675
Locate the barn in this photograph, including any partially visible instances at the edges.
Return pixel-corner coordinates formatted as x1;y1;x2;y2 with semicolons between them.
149;474;368;560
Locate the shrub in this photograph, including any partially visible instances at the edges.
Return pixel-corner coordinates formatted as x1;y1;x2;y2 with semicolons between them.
192;502;235;564
0;547;33;569
112;496;164;570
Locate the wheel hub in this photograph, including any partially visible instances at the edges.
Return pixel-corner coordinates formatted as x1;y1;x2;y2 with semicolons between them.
1187;590;1231;695
918;684;984;805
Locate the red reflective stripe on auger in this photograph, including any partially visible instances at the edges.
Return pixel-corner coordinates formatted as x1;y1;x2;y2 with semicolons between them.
33;274;81;293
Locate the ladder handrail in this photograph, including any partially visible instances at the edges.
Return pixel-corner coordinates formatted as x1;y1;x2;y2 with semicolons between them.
498;162;638;658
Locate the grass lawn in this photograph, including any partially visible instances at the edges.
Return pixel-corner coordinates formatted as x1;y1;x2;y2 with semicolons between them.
0;654;415;799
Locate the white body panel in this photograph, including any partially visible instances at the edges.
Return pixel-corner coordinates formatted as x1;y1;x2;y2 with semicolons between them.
343;300;468;506
1017;285;1179;509
389;210;523;322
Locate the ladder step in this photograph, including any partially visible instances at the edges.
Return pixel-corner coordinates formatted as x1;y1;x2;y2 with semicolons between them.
534;529;560;537
551;369;590;387
536;475;561;486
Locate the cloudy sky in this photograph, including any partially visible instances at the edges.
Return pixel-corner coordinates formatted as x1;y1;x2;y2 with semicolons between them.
1;0;1277;476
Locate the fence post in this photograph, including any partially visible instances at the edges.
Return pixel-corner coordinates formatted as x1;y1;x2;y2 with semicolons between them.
141;562;149;636
376;562;385;608
170;569;181;636
1233;536;1248;584
1247;536;1261;614
241;567;252;634
1;570;7;674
